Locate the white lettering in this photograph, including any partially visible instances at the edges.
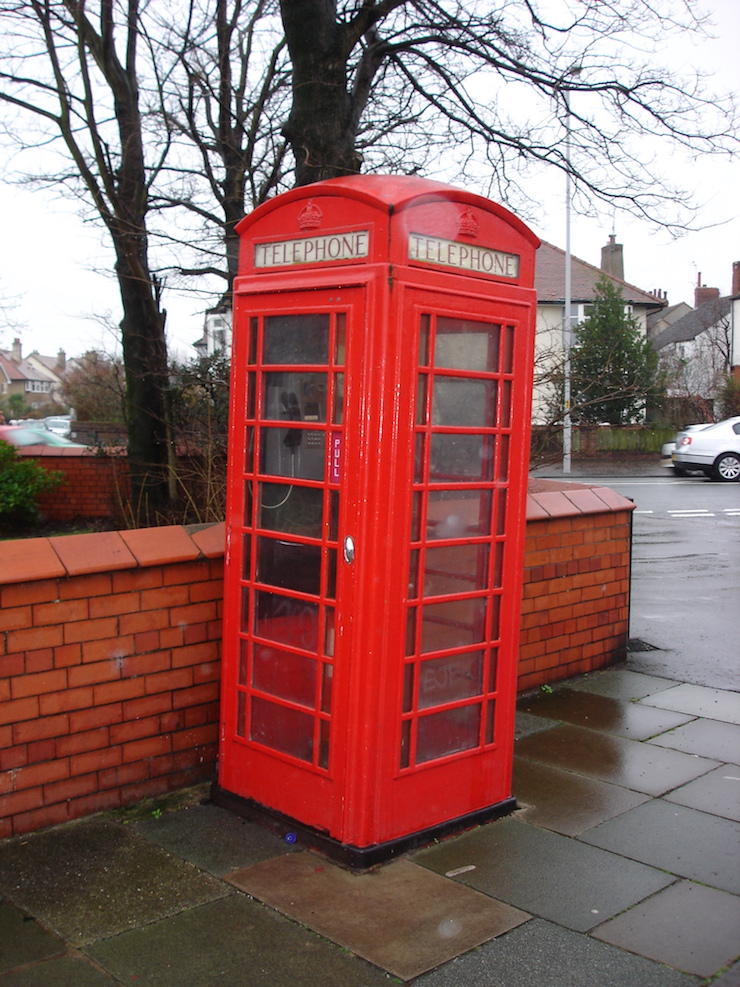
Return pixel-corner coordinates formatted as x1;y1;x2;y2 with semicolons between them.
408;233;519;279
254;230;370;268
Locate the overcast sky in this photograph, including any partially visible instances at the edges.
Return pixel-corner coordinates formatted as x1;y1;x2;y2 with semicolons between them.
1;0;738;363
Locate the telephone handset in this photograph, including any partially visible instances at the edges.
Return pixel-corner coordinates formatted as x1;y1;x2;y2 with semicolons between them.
281;391;303;450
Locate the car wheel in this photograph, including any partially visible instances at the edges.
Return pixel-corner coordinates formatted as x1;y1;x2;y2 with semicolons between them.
712;453;740;482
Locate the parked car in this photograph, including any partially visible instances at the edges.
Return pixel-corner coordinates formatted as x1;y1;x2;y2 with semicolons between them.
0;425;85;448
671;416;740;481
44;415;72;438
661;423;711;473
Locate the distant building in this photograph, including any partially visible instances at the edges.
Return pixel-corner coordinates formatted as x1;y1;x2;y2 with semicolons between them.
193;298;233;358
0;338;64;410
532;237;666;423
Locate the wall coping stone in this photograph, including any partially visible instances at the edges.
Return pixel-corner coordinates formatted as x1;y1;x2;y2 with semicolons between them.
0;479;632;587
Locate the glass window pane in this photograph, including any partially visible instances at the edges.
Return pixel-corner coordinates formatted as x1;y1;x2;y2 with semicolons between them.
432;378;495;428
256;537;321;595
424;544;490;596
416;705;480;763
252;643;317;707
419;314;431;366
258;483;323;536
260;427;325;480
321;662;333;712
418;651;484;709
255;592;319;652
332;374;344;423
436;318;499;371
430;433;495;482
264;314;329;364
427;489;492;539
421;598;487;652
263;373;327;422
250;696;314;762
335;313;346;364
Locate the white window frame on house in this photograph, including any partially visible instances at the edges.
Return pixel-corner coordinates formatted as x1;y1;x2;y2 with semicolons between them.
24;380;51;393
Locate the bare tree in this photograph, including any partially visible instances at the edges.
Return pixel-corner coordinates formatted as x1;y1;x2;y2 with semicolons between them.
0;0;172;517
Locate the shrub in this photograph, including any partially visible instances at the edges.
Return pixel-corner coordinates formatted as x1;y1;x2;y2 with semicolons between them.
0;441;64;528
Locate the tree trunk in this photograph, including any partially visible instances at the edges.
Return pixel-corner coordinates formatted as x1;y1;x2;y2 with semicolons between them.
279;0;363;185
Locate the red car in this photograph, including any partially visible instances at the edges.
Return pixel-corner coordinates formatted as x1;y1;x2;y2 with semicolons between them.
0;425;85;448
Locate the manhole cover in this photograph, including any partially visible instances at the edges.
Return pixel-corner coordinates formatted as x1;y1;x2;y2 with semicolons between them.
628;638;661;652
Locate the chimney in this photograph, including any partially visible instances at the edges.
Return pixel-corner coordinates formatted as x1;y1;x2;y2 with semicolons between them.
694;273;720;308
11;338;21;363
57;349;66;370
732;261;740;297
601;234;624;281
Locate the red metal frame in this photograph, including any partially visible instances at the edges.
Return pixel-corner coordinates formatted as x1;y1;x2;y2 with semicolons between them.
217;175;538;855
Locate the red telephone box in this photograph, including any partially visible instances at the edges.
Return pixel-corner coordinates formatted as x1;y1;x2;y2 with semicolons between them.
214;175;539;867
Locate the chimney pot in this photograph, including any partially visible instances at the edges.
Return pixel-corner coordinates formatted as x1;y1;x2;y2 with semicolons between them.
732;261;740;297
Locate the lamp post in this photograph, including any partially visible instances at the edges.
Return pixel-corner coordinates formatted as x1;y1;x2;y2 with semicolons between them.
562;67;581;474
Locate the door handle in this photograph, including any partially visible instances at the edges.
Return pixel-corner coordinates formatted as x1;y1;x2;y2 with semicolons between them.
343;536;355;564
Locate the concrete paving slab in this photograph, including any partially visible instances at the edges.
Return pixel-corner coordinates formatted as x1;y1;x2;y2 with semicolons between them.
514;710;556;739
580;799;740;894
413;817;674;932
226;852;529;982
0;955;118;986
0;900;64;973
85;894;394;987
712;961;740;987
567;667;679;701
592;880;740;978
647;717;740;762
515;723;719;795
410;918;701;987
639;683;740;724
513;757;650;836
0;820;228;946
663;763;740;822
517;688;694;740
135;802;295;875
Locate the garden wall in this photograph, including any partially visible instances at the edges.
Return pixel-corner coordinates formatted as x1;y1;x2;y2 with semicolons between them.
0;481;634;838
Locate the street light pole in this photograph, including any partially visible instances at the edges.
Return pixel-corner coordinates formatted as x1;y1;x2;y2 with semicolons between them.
563;91;573;474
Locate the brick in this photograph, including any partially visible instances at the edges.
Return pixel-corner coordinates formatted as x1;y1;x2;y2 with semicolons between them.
172;724;218;751
145;668;193;695
110;716;161;745
0;605;32;633
11;801;69;835
134;631;163;654
89;592;140;619
64;616;119;645
0;697;40;727
33;598;89;627
69;703;123;733
193;661;220;685
160;711;185;732
119;611;169;636
120;777;171;805
54;644;83;668
171;642;219;669
160;627;185;649
93;679;146;706
70;746;122;776
27;739;57;764
44;773;99;804
182;623;207;646
0;654;25;677
99;761;148;790
1;580;59;608
66;789;122;820
189;580;224;603
24;649;55;675
13;713;69;745
11;668;68;700
81;635;135;664
39;686;94;716
6;625;64;653
13;759;69;791
169;601;218;627
0;745;27;770
123;693;172;720
58;572;113;600
164;561;211;587
112;568;163;593
140;585;190;611
67;659;121;689
56;727;110;758
120;652;171;678
122;734;172;764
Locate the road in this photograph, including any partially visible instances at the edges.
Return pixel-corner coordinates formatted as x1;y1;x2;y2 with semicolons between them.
564;469;739;692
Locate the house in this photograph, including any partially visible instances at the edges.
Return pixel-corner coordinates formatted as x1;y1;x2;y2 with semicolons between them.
532;236;666;423
193;298;233;358
651;264;740;416
0;338;59;411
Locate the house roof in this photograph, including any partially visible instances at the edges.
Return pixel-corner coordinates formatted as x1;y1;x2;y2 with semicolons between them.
652;295;731;350
0;353;25;382
0;350;57;385
535;240;666;309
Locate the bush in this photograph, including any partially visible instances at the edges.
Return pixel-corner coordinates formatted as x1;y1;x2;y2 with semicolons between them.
0;441;64;528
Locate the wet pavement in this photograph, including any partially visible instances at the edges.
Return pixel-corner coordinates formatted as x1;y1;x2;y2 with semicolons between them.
1;660;738;985
1;456;738;985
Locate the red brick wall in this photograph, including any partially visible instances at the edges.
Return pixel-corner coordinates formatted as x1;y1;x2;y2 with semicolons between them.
22;449;130;522
0;481;633;838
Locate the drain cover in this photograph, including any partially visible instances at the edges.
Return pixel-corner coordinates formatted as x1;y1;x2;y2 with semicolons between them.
628;638;661;652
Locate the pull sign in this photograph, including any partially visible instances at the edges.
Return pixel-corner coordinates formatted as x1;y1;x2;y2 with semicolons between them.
330;431;343;482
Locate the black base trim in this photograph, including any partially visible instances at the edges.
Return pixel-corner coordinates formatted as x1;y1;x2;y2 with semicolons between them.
210;783;517;871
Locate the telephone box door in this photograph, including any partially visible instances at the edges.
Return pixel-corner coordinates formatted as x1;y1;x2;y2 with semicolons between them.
219;286;364;837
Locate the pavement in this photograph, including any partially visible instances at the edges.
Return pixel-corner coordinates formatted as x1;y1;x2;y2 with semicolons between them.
1;455;738;986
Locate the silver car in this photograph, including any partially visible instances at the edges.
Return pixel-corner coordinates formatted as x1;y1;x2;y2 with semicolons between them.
671;416;740;481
